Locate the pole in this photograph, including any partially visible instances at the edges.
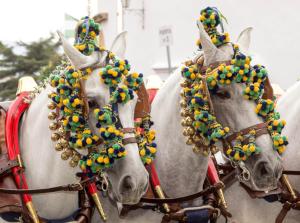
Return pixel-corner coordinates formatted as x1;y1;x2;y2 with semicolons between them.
166;45;172;74
87;0;91;17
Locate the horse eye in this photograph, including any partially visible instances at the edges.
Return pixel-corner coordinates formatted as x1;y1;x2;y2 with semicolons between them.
88;100;97;108
215;90;231;99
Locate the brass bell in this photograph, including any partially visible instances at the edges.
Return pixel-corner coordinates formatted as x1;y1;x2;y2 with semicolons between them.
180;89;185;97
186;127;195;136
58;138;69;148
180;109;189;117
183;129;189;137
69;159;78;168
180;100;187;108
193;135;202;143
202;149;209;156
48;112;57;120
55;143;63;151
181;119;187;126
57;128;66;137
186;138;194;145
65;148;73;157
180;81;188;87
185;117;193;126
49;122;59;131
72;154;81;162
193;146;202;154
210;145;219;154
48;93;53;99
51;133;60;141
61;151;69;160
47;102;57;110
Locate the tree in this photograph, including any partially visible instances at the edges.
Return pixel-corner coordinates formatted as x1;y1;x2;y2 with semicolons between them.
0;35;62;100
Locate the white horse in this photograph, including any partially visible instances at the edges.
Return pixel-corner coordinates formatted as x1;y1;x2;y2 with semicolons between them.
91;23;284;223
0;32;149;223
222;81;300;223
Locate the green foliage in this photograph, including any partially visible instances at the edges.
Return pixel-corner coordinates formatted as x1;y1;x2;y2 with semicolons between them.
0;35;62;100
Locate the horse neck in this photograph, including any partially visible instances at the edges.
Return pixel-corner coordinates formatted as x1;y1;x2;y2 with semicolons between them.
277;83;300;184
151;68;208;199
19;85;79;193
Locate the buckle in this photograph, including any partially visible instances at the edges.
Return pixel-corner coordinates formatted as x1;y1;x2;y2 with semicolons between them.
69;183;83;191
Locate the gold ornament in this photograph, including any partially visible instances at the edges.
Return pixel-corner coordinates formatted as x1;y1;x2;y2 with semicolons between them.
49;122;59;131
51;133;60;141
47;102;57;110
181;119;187;126
183;129;189;137
61;152;69;160
180;100;187;108
186;127;195;136
48;112;57;120
69;159;78;167
55;143;64;151
180;109;190;117
185;117;193;126
186;138;194;145
192;145;202;154
180;81;188;87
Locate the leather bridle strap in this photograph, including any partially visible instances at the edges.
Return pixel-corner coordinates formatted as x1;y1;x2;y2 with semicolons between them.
140;182;224;204
224;122;269;146
122;137;138;145
0;176;98;194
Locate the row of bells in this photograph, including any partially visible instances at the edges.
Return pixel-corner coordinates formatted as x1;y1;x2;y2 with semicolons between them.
179;82;210;156
48;100;81;168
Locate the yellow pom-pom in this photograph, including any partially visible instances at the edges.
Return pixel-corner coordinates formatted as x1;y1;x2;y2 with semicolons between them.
146;158;152;165
140;149;146;157
234;153;240;161
249;145;256;152
245;87;250;93
72;72;79;78
149;147;156;154
63;99;69;105
273;120;279;126
190;73;196;80
76;139;82;147
226;80;231;85
86;159;93;166
86;138;92;145
224;127;230;132
104;157;110;164
74;98;81;105
108;126;114;133
72;116;79;123
108;148;114;154
242;145;248;152
97;156;104;163
226;148;232;155
274;141;279;147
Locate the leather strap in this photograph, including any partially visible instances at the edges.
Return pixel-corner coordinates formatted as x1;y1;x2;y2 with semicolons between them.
225;122;268;144
122;128;136;134
0;176;98;194
140;182;223;204
122;137;138;145
0;158;19;176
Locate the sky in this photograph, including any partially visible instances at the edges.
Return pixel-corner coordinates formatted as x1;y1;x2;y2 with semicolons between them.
0;0;98;42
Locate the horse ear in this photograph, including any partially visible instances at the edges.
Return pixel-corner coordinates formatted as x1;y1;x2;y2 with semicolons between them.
236;27;253;53
57;31;98;69
110;31;127;59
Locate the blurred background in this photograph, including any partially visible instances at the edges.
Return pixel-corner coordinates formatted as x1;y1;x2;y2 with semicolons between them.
0;0;299;100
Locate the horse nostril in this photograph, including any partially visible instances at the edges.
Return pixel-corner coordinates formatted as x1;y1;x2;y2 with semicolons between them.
256;162;272;177
120;176;136;194
260;165;268;176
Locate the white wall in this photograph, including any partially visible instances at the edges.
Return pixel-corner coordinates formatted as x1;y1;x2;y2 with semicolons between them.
100;0;300;89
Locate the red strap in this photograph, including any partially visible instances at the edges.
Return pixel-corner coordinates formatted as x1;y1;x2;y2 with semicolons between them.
5;92;31;203
147;163;160;187
207;158;220;185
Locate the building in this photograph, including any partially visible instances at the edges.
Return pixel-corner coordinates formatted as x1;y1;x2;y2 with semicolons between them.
96;0;300;88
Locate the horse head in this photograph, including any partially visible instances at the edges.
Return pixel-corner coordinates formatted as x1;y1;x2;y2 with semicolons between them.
58;32;149;204
198;21;283;191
